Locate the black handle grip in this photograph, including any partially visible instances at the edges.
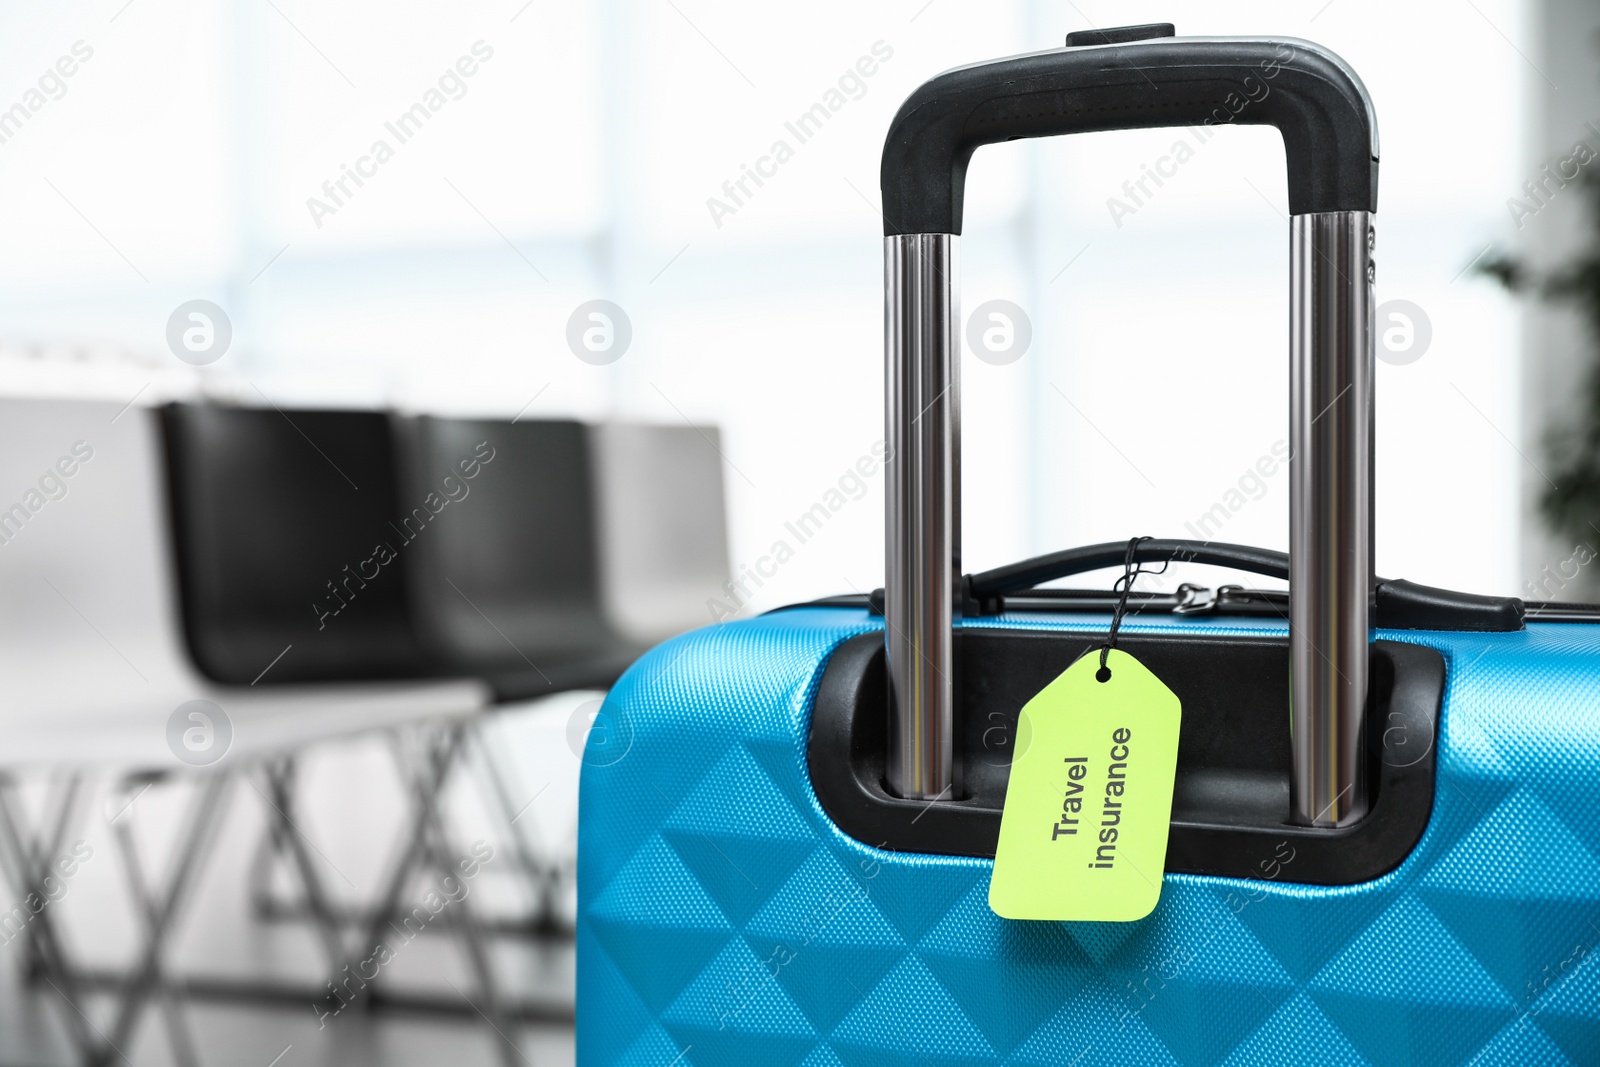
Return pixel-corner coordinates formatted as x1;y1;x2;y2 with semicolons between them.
968;539;1289;598
964;539;1525;632
880;33;1378;235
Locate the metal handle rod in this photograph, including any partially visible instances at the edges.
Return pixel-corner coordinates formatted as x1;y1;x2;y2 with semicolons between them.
883;216;1374;825
1289;210;1374;827
884;233;958;800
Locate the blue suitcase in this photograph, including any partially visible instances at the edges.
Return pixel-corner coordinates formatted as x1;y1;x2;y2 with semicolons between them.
577;25;1600;1066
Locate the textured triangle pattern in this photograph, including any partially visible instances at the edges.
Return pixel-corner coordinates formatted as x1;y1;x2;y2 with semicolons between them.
578;608;1600;1065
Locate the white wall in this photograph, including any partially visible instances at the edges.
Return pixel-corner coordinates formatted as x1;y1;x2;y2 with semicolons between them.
0;0;1534;614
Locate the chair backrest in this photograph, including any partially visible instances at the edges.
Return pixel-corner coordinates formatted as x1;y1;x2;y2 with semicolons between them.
396;416;616;667
0;398;195;710
162;403;427;684
590;423;731;642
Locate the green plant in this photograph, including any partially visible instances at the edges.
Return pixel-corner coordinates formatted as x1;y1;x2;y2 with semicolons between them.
1481;169;1600;548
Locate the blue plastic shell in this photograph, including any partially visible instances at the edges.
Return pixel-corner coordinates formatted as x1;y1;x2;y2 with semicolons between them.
578;608;1600;1066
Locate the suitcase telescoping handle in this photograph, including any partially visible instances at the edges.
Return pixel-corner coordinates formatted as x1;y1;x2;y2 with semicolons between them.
881;26;1379;828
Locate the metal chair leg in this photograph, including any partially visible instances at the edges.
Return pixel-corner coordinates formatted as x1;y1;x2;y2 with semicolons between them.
333;723;523;1064
0;774;103;1064
247;756;296;919
103;772;233;1067
18;772;83;975
345;724;464;994
260;757;346;971
410;731;521;1067
469;721;554;927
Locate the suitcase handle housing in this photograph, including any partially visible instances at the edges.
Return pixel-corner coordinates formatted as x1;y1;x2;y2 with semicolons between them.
881;29;1378;829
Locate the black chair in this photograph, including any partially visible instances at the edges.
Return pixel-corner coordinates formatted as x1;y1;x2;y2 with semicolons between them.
161;402;526;1051
392;415;648;939
163;404;640;693
394;416;645;701
162;403;647;950
161;404;430;684
164;403;629;1048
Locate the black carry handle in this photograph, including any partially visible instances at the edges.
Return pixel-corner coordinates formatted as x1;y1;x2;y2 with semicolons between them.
963;538;1524;632
969;538;1288;596
880;26;1378;234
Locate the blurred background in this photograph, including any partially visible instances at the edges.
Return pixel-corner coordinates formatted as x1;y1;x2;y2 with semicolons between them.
0;0;1596;1063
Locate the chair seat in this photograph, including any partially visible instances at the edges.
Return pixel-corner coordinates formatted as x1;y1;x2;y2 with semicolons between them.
0;667;488;772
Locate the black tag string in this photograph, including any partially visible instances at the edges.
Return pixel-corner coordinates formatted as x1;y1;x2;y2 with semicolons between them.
1097;536;1164;683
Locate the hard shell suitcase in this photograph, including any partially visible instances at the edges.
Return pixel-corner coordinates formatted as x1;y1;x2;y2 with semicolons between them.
577;25;1600;1066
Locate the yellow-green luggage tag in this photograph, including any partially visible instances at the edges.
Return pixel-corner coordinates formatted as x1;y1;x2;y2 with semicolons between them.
988;539;1183;922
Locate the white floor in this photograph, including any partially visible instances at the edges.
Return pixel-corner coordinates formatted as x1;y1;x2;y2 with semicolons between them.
0;693;596;1067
